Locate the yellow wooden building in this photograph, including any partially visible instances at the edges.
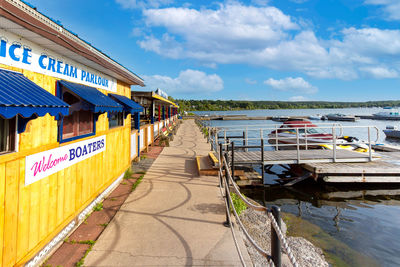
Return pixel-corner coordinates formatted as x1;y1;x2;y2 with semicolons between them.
0;1;178;266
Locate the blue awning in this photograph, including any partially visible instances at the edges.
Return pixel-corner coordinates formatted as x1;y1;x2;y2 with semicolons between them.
108;93;143;113
58;80;123;113
0;68;69;119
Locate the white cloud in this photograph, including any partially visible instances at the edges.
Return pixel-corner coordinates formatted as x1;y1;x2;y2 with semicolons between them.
136;2;400;80
264;77;318;94
116;0;172;9
360;66;399;78
143;69;224;95
289;96;308;101
365;0;400;20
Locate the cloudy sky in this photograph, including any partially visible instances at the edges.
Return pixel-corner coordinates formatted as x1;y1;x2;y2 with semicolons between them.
27;0;400;101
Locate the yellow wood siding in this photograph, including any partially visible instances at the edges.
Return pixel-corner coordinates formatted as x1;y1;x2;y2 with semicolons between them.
0;64;135;266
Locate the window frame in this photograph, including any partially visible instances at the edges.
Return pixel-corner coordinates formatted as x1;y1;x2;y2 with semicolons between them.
0;116;18;155
108;111;124;129
57;83;96;144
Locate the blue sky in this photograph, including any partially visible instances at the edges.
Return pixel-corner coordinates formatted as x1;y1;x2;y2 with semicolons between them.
26;0;400;101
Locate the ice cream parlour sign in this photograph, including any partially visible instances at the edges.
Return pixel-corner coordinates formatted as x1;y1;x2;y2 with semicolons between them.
25;136;106;186
0;29;117;92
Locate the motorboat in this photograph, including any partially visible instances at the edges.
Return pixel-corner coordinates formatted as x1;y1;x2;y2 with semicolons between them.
323;113;359;122
383;126;400;138
268;119;369;152
271;116;289;122
373;108;400;120
308;115;321;120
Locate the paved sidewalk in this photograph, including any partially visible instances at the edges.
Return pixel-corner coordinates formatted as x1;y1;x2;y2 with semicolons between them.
84;119;250;266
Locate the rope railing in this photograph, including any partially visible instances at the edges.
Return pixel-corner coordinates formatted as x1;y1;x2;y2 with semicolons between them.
196;118;299;267
219;150;298;267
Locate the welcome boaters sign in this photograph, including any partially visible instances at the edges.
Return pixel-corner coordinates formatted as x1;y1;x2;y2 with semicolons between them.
0;29;117;92
25;136;106;186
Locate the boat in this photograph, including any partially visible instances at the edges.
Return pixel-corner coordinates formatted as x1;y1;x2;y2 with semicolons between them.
324;113;359;122
372;108;400;120
268;119;369;152
383;126;400;138
271;116;289;122
308;115;321;120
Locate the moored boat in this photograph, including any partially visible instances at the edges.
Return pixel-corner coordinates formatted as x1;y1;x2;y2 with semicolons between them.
373;108;400;120
268;119;368;152
383;126;400;138
324;113;359;122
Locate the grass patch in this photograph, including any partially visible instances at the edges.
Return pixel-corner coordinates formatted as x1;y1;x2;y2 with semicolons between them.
109;197;117;201
92;202;103;212
230;192;247;216
75;240;96;267
283;212;379;267
99;223;109;227
135;171;146;174
140;154;147;160
123;168;133;179
131;174;144;192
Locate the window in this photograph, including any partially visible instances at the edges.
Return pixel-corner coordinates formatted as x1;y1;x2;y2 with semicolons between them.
61;91;94;141
109;112;124;129
0;117;16;154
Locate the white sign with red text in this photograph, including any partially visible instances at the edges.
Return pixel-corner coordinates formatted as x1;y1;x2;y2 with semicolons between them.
25;136;106;186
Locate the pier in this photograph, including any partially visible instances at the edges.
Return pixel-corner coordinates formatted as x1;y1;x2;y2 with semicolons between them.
201;120;400;185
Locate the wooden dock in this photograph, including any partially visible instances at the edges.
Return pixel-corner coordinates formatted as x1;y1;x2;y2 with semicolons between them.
233;149;374;165
303;152;400;183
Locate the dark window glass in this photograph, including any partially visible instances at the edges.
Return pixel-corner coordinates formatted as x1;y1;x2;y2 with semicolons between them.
0;117;16;154
109;112;124;129
60;86;94;141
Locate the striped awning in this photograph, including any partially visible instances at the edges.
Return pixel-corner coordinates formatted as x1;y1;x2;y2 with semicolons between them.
57;80;123;113
0;68;69;119
108;93;143;113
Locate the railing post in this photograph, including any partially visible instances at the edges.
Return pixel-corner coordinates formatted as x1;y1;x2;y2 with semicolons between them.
243;131;246;152
215;129;219;154
271;205;282;267
332;126;337;162
231;142;235;179
368;127;372;161
223;152;230;228
261;138;265;181
219;143;223;188
245;128;248;152
275;125;278;151
296;128;300;163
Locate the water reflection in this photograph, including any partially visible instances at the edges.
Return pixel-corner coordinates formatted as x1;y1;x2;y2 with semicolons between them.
242;183;400;266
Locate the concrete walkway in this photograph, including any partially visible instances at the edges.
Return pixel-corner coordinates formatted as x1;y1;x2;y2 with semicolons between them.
84;120;251;266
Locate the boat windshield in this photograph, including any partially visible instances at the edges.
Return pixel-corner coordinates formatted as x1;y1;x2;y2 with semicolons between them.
306;127;326;134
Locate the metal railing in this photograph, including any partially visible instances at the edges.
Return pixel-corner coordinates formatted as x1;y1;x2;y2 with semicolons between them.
206;123;379;163
218;142;298;267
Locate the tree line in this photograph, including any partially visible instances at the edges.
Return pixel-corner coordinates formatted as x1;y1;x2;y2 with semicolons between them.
171;99;400;111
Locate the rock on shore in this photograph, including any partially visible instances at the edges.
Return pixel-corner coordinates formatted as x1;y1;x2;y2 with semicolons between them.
239;208;328;267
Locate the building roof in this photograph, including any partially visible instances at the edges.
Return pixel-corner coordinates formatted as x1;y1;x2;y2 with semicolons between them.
0;0;144;86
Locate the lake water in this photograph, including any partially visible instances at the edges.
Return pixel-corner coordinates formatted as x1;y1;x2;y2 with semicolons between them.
195;108;400;267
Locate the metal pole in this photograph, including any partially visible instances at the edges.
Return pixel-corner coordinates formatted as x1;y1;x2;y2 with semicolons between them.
275;125;278;151
332;126;337;162
231;142;235;179
305;124;308;150
219;143;223;188
368;127;372;161
223;152;230;228
261;138;265;182
296;128;300;163
245;127;248;152
243;131;246;152
271;206;282;267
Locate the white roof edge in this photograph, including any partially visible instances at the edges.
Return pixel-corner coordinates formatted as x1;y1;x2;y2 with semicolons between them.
5;0;144;85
